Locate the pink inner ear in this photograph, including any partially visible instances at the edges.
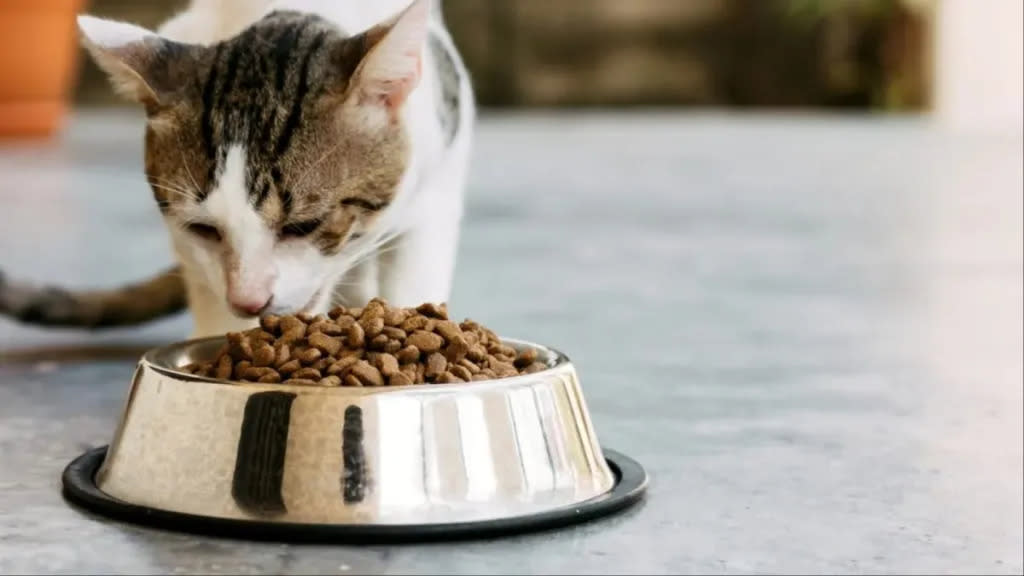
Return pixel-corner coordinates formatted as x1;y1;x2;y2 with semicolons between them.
360;52;422;111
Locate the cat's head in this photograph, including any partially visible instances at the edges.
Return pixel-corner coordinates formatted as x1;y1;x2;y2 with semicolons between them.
78;0;429;317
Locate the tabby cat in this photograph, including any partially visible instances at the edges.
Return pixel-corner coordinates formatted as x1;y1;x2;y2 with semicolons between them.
0;0;474;338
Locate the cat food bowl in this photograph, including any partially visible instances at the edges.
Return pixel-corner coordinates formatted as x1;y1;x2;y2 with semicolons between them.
62;337;647;542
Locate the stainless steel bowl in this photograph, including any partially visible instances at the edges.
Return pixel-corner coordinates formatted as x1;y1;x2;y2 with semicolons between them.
90;337;621;527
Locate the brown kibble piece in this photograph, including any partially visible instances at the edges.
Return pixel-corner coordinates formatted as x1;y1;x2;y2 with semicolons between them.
381;326;407;340
416;302;448;319
350;360;384;387
277;359;301;375
283;378;318;387
401;363;418;383
252;343;275;367
375;353;400;377
450;364;472;381
232;361;252;380
328;306;348;320
309;320;342;336
436;371;463;384
407;330;443;354
297;312;316;323
274;343;291;367
242;366;277;381
361;299;386;320
297;347;323;365
215;355;233;380
318;375;342;387
514;347;538;368
257;372;282;384
346;322;365;348
308;332;342;356
293;367;322;380
383;307;407;326
339;348;364;360
467;344;487;363
425;353;447;379
434;320;462;342
458;358;480;374
396;345;420;363
344;374;363;387
361;316;385;339
444;336;469;363
326;356;359;376
279;328;305;345
400;315;429;332
383;339;402;353
280;315;306;333
347;307;363;318
260;315;281;332
226;332;253;361
389;372;414;386
369;334;390;350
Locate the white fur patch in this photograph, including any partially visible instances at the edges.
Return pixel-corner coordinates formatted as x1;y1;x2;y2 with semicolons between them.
77;15;156;49
204;146;276;307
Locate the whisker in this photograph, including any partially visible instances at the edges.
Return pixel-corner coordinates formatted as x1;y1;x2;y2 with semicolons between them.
175;137;204;200
147;180;199;199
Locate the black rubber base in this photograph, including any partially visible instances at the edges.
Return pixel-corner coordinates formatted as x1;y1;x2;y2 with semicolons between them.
62;445;647;543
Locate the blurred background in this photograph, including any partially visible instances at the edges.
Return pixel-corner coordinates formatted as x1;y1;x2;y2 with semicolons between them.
1;0;1021;136
0;3;1021;572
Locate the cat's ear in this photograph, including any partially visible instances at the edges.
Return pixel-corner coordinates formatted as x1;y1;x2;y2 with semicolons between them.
346;0;430;113
77;15;199;109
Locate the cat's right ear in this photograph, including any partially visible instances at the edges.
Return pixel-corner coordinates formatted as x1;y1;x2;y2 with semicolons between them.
77;15;198;109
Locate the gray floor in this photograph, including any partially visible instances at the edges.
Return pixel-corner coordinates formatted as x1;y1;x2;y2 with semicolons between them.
0;111;1021;575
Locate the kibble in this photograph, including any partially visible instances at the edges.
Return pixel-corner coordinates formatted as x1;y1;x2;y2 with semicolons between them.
183;298;549;386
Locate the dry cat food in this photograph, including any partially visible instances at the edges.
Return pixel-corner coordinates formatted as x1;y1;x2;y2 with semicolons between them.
182;299;548;387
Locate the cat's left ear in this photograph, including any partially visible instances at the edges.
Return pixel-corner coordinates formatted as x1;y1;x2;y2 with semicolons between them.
344;0;430;114
77;15;200;110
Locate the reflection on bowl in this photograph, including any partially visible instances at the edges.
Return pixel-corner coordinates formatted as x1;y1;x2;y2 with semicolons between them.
94;336;617;526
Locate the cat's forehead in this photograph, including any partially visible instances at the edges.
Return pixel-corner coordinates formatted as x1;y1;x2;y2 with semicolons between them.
145;10;408;226
195;13;352;147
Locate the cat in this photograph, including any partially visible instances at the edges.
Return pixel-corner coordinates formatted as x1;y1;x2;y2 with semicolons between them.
0;0;474;339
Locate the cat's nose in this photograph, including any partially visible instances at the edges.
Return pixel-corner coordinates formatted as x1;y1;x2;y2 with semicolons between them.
228;295;271;317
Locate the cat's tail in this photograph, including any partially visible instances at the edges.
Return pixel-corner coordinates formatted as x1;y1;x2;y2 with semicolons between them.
0;266;187;330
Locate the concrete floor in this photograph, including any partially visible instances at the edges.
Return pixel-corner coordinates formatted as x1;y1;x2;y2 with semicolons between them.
0;111;1021;574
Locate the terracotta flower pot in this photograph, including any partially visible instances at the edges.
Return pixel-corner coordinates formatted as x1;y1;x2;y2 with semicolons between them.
0;0;84;138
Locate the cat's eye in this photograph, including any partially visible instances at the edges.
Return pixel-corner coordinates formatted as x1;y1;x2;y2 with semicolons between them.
186;223;222;242
279;219;322;239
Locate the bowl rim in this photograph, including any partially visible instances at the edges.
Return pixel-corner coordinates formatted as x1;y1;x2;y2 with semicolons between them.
141;336;573;395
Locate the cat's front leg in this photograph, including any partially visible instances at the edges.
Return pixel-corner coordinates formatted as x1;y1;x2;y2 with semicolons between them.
378;144;470;308
330;257;380;308
377;209;462;308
